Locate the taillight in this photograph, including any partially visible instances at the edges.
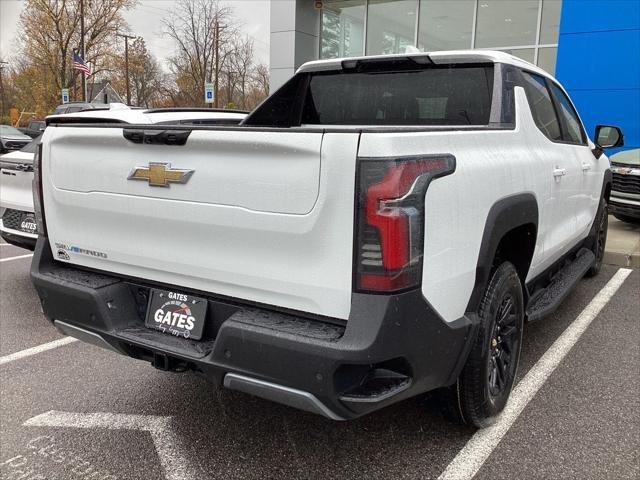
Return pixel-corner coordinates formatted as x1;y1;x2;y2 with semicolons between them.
355;154;455;293
32;143;47;236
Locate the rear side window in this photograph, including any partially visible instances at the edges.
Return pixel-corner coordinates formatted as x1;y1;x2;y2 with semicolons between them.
521;71;562;141
548;82;586;144
301;66;493;126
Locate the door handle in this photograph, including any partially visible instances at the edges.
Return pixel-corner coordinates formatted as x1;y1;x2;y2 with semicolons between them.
581;163;592;172
553;167;566;178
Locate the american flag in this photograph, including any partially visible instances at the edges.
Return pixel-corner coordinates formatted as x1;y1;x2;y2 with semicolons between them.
73;54;92;76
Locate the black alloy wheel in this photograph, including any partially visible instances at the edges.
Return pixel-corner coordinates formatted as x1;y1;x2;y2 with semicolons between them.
587;198;608;277
446;261;524;428
488;294;520;398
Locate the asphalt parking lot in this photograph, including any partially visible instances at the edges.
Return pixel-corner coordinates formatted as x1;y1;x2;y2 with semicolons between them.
1;239;638;480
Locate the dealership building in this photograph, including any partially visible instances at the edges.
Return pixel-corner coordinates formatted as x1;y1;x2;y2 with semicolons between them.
269;0;639;152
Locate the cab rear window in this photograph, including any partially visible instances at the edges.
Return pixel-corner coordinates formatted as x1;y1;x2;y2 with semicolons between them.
300;66;493;126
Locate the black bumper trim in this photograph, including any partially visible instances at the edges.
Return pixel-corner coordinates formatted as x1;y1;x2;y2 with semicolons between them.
0;230;36;251
609;199;640;218
54;320;125;355
31;237;476;420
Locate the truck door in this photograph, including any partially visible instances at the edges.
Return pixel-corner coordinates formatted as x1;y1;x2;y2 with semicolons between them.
520;71;580;269
547;81;601;238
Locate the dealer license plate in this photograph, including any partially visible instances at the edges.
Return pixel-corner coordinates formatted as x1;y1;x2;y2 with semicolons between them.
145;289;207;340
20;213;37;234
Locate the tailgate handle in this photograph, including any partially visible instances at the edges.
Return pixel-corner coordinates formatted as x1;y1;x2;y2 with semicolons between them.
123;129;191;146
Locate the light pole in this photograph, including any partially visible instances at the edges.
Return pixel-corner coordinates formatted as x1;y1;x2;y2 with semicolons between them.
214;21;227;108
80;0;87;101
0;61;8;121
116;33;136;105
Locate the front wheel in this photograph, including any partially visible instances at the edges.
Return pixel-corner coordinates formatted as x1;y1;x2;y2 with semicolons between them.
447;262;524;428
587;199;608;277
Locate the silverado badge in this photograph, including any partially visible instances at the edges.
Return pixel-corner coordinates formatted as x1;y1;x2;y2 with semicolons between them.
128;162;194;187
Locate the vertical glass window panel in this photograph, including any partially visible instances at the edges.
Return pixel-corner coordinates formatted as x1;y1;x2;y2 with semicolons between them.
475;1;539;48
417;0;475;51
501;48;535;64
540;0;562;44
521;72;562;141
366;0;418;56
549;81;586;144
537;47;558;75
321;0;366;59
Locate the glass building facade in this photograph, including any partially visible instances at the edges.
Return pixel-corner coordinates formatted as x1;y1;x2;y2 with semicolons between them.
320;0;562;74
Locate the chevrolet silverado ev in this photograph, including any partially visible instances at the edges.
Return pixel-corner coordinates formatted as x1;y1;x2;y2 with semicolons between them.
30;51;623;427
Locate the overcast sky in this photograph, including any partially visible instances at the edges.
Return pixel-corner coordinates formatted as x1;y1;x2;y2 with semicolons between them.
0;0;270;69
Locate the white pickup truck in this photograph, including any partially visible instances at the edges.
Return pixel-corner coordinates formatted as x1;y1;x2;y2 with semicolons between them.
31;51;623;427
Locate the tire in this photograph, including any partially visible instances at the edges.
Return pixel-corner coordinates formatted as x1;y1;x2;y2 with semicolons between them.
586;198;608;277
443;262;524;428
613;213;640;225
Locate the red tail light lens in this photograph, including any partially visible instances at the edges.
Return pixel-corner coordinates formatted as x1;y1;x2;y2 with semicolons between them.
355;154;455;293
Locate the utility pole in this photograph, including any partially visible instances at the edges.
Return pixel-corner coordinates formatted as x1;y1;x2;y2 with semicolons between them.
116;33;136;105
80;0;87;102
0;61;8;121
213;21;227;108
214;21;219;108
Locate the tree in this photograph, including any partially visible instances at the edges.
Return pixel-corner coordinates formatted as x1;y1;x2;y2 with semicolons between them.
12;0;136;115
228;35;254;109
110;37;164;107
163;0;236;107
253;63;270;98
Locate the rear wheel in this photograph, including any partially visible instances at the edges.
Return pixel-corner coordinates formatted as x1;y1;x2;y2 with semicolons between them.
444;262;524;428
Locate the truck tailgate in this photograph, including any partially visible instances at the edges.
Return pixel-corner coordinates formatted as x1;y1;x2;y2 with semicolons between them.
42;126;359;319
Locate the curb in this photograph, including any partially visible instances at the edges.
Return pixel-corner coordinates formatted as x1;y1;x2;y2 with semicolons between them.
603;251;640;269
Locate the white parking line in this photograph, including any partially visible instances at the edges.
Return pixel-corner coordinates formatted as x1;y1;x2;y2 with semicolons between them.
0;337;78;366
25;411;199;480
438;267;633;480
0;253;33;263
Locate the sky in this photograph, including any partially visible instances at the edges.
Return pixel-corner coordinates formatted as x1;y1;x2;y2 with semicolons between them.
0;0;270;69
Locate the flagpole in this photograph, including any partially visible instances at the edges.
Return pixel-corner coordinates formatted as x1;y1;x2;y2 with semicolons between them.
80;0;87;102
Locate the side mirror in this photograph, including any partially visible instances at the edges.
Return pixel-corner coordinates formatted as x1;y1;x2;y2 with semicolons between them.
593;125;624;158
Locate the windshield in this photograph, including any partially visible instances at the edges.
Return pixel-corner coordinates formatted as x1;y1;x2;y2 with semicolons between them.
0;125;25;136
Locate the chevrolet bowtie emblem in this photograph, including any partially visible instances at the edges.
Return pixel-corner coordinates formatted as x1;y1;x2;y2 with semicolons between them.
127;162;194;187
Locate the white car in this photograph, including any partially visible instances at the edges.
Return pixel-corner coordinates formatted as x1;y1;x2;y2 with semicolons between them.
0;137;39;249
31;51;621;427
0;106;246;250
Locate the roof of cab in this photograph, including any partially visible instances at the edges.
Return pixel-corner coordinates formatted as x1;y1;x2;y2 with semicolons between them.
297;49;554;79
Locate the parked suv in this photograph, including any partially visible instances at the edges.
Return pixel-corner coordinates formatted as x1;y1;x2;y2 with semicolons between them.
31;51;621;427
18;120;46;138
609;148;640;223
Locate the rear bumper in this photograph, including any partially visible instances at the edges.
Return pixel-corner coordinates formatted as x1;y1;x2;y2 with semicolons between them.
31;237;476;420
